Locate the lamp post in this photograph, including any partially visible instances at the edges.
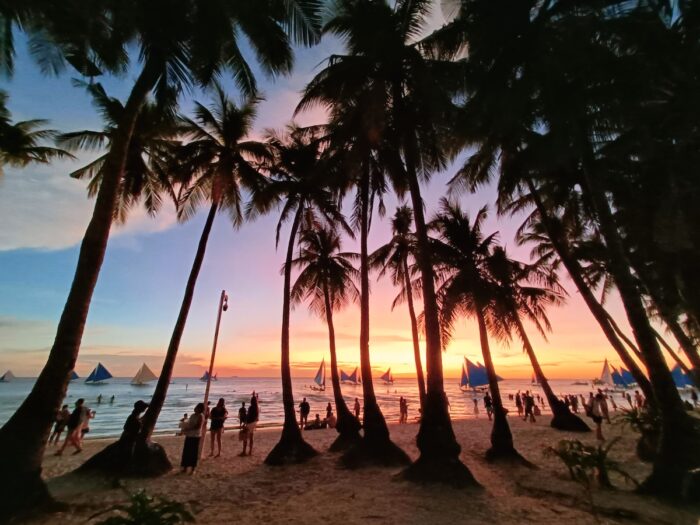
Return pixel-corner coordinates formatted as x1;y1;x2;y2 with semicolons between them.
200;289;228;456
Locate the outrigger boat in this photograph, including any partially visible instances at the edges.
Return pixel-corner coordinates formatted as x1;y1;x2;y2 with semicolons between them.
340;367;361;385
310;359;326;391
380;368;394;385
85;363;113;385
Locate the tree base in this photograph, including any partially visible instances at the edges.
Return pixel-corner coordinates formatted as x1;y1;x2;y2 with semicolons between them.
550;411;591;432
401;455;482;488
264;436;318;466
340;435;411;469
76;439;172;477
0;469;55;523
329;431;362;452
485;446;535;468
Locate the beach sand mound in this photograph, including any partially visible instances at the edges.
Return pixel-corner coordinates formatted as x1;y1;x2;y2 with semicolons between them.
32;417;700;524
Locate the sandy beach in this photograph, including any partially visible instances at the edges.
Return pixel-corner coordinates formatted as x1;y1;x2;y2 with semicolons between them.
28;416;699;524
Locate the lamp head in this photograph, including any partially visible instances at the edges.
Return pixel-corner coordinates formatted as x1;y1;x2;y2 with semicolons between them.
222;293;229;312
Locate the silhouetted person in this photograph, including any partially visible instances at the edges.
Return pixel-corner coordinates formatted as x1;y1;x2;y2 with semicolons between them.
238;402;247;429
299;398;310;428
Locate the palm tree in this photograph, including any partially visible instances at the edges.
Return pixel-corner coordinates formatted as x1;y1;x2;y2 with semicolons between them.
0;91;72;174
430;199;525;462
369;205;426;408
259;124;348;465
0;3;322;513
485;246;590;432
298;0;471;483
290;225;362;450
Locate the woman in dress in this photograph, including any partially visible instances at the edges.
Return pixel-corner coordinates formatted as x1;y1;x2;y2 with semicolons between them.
180;403;205;474
209;398;228;457
240;394;259;456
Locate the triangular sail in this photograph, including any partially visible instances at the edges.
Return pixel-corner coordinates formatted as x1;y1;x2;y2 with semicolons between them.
611;366;626;387
348;367;358;383
85;363;112;383
131;363;157;385
599;359;612;385
466;358;489;388
380;368;393;383
70;370;79;381
460;363;469;388
340;369;350;382
478;361;503;382
313;359;325;388
0;370;15;382
620;368;636;385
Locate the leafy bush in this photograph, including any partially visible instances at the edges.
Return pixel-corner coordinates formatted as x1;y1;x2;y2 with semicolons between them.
91;490;194;525
615;408;660;462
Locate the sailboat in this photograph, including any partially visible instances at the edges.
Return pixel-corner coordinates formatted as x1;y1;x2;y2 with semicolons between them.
200;370;218;382
340;367;360;385
380;368;394;385
85;363;113;385
465;358;490;391
459;362;470;391
131;363;158;386
310;359;326;391
620;367;636;386
0;370;15;382
592;359;612;386
611;365;629;389
70;370;79;381
531;374;540;386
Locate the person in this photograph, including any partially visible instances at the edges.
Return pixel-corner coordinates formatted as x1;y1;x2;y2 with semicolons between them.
588;391;609;441
398;397;407;423
523;391;536;423
121;400;148;449
110;395;115;404
56;399;90;456
515;392;523;417
238;402;247;429
634;390;644;409
49;404;71;445
326;402;333;420
305;413;325;430
626;392;633;408
354;398;361;421
402;397;408;423
571;395;579;413
97;394;102;405
177;413;188;436
609;395;618;412
484;392;493;421
299;397;310;429
691;388;699;408
326;411;337;429
209;398;228;457
180;403;205;474
472;398;479;416
240;394;259;456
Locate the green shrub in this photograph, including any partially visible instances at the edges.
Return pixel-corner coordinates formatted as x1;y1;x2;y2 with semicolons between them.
91;490;194;525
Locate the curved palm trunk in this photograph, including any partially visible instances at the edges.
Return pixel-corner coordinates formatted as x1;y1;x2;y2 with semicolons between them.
343;166;408;467
579;159;700;495
654;329;696;381
323;283;361;451
266;205;316;465
476;308;522;461
0;61;160;517
513;315;589;432
403;257;426;409
402;148;478;485
527;180;654;401
663;317;700;387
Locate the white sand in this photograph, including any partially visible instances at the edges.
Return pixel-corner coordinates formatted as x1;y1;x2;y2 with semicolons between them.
31;416;699;524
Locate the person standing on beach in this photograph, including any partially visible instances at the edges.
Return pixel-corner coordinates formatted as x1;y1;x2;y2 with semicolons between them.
523;391;536;423
634;390;644;409
240;394;259;456
484;392;493;421
180;403;205;474
56;399;89;455
49;405;71;445
209;398;228;457
354;398;361;421
571;395;579;413
326;402;333;420
299;398;310;429
515;392;523;416
472;398;479;416
110;395;115;404
588;392;609;441
238;402;247;429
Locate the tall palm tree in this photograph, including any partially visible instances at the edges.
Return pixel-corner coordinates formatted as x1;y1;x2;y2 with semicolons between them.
0;3;323;513
369;205;426;408
299;0;472;482
258;124;348;465
485;246;590;432
290;225;362;450
430;199;525;462
0;91;72;174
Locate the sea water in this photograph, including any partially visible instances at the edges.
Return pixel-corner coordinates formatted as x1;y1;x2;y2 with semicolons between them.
0;377;674;438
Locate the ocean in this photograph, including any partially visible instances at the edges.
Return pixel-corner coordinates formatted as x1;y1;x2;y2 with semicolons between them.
0;376;678;438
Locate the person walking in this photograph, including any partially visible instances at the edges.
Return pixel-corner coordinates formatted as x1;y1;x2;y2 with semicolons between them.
49;404;71;445
523;391;536;423
240;394;259;456
472;398;479;417
56;399;91;456
209;398;228;457
180;403;205;474
588;391;609;441
484;392;493;421
299;398;310;429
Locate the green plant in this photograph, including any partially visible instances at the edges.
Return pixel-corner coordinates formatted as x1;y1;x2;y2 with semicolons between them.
615;408;661;462
91;490;194;525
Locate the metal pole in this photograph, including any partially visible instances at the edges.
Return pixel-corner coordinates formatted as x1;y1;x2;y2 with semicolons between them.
200;290;228;456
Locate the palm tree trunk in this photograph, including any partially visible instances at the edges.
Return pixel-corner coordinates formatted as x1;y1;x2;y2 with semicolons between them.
323;282;361;451
578;160;700;495
401;143;477;485
654;329;694;378
513;314;590;431
476;307;521;461
403;257;426;409
0;60;160;517
663;317;700;387
526;180;654;401
265;204;316;465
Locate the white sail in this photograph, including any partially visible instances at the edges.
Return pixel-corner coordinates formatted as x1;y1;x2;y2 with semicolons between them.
599;359;613;385
0;370;15;382
131;363;158;385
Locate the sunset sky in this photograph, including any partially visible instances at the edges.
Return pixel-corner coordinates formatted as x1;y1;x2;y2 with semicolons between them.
0;8;665;381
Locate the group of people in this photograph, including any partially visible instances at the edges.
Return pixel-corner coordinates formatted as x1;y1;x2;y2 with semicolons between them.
298;398;338;430
51;398;96;455
398;396;409;423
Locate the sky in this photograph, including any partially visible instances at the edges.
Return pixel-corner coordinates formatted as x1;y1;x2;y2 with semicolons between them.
0;4;661;381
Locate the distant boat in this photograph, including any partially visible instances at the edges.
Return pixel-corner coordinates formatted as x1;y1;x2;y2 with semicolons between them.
620;367;636;385
131;363;158;386
611;365;629;389
592;359;612;386
310;359;326;391
459;362;470;391
85;363;113;384
463;358;490;391
0;370;15;382
340;367;360;385
572;381;589;386
200;370;217;382
380;368;394;385
671;364;693;388
70;370;79;381
531;374;540;386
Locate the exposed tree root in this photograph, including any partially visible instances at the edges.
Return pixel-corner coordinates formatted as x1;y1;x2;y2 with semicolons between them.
264;437;318;466
400;455;482;488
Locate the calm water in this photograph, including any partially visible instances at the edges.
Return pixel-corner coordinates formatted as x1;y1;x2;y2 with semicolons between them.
0;376;673;438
